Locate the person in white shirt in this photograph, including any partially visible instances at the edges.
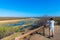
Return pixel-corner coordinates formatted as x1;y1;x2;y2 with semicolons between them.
47;18;55;38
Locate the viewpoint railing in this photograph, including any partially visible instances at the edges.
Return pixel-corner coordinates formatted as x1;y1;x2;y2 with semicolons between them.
15;26;46;40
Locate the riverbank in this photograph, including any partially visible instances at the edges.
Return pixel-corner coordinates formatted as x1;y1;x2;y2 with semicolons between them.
0;19;32;24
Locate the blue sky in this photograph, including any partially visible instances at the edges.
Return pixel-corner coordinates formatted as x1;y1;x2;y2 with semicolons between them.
0;0;60;17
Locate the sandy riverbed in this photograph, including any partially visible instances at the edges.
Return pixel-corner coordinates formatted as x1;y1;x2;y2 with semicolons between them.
0;19;27;23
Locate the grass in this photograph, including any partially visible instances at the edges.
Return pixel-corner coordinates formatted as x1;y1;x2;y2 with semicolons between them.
1;32;22;40
0;19;39;40
0;26;21;39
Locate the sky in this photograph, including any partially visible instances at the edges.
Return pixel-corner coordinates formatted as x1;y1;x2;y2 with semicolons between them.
0;0;60;17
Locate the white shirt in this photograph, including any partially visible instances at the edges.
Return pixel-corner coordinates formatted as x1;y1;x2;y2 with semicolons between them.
48;20;55;28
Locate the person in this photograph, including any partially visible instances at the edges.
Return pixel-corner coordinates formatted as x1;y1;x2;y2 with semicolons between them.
47;18;55;38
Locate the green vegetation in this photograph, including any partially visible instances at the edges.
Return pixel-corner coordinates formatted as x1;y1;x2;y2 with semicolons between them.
0;26;21;39
0;18;39;40
1;32;22;40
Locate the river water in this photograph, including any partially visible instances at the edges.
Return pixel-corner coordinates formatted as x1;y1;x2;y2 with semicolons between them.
3;20;33;26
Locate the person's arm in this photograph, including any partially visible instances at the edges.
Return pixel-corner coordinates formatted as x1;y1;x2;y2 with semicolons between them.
46;20;49;27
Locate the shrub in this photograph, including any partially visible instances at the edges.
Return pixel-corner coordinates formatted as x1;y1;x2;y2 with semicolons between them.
0;26;20;39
